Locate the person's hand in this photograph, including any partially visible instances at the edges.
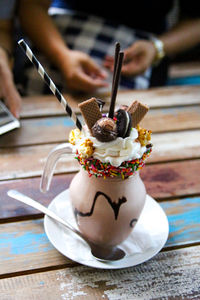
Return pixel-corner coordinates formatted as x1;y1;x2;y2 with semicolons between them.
104;40;157;77
0;48;21;118
58;49;108;92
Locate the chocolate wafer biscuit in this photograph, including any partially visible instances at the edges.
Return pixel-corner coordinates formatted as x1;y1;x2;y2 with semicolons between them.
78;98;102;132
127;101;149;127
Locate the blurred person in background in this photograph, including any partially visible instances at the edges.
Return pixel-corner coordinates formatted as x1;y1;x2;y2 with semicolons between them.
0;0;200;118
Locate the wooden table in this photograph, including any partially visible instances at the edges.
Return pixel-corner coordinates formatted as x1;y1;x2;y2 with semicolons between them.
0;85;200;299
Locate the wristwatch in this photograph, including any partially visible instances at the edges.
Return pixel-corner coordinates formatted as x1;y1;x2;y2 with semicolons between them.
151;37;165;65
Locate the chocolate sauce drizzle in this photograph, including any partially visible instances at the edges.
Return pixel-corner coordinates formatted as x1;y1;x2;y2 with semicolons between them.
130;218;138;228
74;191;127;220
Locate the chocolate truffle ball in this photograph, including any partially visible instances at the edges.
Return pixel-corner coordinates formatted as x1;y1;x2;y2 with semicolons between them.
92;117;117;142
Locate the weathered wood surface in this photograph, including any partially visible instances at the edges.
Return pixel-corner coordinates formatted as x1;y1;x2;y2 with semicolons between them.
169;61;200;78
20;93;82;117
162;196;200;248
0;159;200;220
0;219;70;276
0;117;74;147
19;85;200;118
0;86;200;298
0;144;77;180
142;159;200;199
0;245;200;299
0;174;73;221
1;105;200;147
117;85;200;108
141;105;200;132
1;130;200;180
0;195;200;276
151;130;200;162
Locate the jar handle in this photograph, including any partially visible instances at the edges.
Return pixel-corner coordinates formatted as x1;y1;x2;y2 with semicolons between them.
40;143;72;193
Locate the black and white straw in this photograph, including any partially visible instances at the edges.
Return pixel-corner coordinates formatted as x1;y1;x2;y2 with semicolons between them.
18;39;82;131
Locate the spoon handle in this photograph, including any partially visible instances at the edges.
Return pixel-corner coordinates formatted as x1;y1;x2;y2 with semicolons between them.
7;189;81;237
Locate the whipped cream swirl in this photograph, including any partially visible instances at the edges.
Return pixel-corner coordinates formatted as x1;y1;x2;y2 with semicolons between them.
72;128;147;167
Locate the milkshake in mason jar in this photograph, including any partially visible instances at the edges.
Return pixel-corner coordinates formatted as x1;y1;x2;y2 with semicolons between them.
41;43;153;249
68;97;152;247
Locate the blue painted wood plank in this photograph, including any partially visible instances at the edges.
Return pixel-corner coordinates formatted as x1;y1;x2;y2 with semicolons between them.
27;116;74;128
167;75;200;86
0;220;53;261
0;196;200;267
160;196;200;247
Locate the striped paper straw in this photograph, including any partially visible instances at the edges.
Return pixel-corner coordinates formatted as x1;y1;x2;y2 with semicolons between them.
18;39;82;131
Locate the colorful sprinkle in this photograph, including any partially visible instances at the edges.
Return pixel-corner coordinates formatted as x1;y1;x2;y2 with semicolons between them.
75;145;152;179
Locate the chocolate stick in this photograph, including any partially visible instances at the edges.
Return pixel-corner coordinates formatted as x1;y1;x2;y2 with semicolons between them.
111;42;120;89
109;51;124;118
109;43;120;119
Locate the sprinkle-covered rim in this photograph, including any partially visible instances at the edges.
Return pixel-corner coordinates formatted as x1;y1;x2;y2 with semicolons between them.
75;145;152;179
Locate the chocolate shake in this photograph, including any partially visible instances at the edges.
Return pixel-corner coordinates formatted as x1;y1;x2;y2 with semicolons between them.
68;98;152;247
41;42;152;249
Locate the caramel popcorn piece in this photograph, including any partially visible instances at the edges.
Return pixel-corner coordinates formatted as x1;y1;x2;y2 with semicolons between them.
137;125;152;146
69;129;83;145
79;138;94;158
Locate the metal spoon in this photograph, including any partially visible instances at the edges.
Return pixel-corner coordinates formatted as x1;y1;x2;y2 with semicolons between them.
7;189;126;261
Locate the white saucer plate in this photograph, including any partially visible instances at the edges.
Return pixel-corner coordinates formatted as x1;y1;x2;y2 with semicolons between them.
44;189;169;269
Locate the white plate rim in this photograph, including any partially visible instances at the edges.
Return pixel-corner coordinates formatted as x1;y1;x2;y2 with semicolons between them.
44;189;169;269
